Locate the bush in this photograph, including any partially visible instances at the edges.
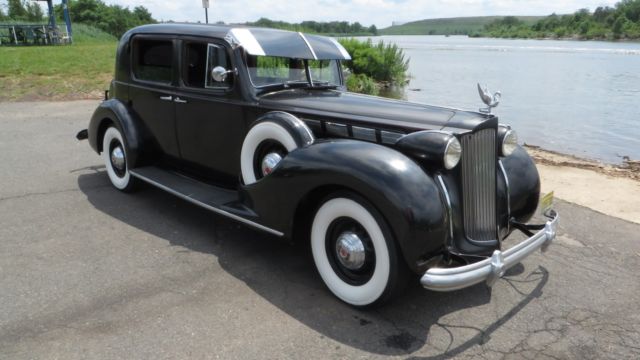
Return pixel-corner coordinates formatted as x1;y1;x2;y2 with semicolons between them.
339;38;409;86
345;73;379;95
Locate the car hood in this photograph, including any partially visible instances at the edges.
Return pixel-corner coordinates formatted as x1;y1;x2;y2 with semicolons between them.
258;89;493;133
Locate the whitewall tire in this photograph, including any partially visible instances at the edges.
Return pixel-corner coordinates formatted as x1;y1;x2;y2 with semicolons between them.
311;195;404;307
102;126;136;192
240;122;299;185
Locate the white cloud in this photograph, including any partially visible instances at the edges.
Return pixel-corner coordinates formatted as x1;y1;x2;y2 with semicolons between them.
1;0;622;28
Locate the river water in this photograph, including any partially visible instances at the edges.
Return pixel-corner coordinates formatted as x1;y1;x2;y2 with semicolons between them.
374;35;640;163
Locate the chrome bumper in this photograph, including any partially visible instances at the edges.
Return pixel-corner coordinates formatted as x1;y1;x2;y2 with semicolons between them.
421;211;558;292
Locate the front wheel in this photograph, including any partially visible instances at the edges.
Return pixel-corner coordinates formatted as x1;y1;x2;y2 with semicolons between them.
102;126;137;192
310;193;408;307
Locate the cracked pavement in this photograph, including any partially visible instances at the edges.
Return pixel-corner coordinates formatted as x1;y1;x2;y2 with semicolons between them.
1;100;639;359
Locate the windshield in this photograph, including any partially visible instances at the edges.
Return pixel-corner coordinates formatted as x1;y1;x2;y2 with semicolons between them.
245;55;342;88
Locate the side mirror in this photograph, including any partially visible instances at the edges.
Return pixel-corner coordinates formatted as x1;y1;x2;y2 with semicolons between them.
211;66;232;82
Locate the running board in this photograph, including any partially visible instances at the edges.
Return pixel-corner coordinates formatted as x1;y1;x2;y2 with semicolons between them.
129;166;284;237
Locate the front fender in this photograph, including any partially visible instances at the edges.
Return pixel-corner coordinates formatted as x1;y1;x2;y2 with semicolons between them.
88;99;155;168
501;145;541;224
243;139;448;273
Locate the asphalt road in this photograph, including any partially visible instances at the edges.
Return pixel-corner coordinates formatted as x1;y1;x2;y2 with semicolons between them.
1;100;639;359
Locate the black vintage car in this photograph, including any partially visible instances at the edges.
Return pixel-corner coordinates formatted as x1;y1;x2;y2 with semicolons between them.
77;23;558;307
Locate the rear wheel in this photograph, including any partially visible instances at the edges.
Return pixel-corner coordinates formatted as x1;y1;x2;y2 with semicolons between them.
102;126;137;192
310;193;407;307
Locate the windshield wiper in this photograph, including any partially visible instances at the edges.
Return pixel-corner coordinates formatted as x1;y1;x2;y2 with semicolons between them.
259;80;338;92
288;80;338;90
307;81;338;90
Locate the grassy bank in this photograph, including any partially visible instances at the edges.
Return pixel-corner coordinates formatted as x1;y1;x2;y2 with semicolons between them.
379;16;544;36
0;24;117;101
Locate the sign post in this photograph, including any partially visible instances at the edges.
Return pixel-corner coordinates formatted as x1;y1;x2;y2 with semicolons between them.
202;0;210;24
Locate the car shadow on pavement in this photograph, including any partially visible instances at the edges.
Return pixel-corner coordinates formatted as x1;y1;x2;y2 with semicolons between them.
77;170;549;357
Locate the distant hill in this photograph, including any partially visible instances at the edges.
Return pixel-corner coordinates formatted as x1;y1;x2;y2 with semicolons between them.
379;16;545;35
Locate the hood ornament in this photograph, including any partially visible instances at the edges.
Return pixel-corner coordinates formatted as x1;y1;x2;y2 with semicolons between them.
477;83;501;114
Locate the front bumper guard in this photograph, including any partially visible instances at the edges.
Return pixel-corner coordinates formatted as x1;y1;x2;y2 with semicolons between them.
421;210;558;292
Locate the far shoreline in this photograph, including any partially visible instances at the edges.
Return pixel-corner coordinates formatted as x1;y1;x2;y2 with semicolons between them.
375;33;640;44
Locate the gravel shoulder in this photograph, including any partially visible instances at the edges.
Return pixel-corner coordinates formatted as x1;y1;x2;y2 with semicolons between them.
1;100;639;359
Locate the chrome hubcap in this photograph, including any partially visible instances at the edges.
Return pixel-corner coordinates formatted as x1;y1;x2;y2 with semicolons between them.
261;152;282;176
335;231;366;270
110;146;126;171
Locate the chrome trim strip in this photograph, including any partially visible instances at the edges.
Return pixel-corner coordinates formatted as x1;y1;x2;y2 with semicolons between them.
421;212;558;291
351;126;376;142
437;175;454;239
298;32;318;60
380;130;404;144
326;122;349;137
130;170;284;237
227;28;266;56
329;37;352;60
498;160;511;220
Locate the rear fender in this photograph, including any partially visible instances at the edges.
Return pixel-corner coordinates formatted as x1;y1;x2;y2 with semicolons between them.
88;99;155;168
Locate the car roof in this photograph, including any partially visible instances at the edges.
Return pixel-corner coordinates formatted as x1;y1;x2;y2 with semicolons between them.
127;23;351;61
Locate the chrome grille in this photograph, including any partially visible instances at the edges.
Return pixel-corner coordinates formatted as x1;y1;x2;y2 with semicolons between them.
461;128;497;241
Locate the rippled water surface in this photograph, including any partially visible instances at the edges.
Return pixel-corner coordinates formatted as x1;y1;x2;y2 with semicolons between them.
375;36;640;163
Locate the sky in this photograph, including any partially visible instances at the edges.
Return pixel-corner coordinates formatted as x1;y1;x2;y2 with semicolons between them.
2;0;622;28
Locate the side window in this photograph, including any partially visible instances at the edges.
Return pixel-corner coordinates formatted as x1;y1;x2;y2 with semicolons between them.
132;39;173;84
206;44;231;88
183;42;231;89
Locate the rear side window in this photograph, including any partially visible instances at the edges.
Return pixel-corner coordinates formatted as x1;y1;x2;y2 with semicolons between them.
133;39;173;84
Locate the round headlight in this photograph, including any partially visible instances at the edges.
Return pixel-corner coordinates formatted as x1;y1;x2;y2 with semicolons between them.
502;129;518;156
444;137;462;170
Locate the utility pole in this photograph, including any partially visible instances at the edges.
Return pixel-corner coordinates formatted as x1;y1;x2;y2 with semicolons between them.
61;0;73;43
202;0;209;24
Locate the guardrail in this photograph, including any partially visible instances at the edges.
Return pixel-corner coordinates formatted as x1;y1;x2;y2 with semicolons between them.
0;24;70;46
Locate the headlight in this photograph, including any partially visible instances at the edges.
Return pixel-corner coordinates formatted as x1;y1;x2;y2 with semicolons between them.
395;130;461;170
444;137;462;169
501;129;518;156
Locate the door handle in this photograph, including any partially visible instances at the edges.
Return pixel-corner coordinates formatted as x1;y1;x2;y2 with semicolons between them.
174;97;188;104
159;95;173;101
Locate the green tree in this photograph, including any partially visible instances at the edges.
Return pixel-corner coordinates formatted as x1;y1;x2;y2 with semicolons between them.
24;1;45;22
0;7;6;21
53;0;156;38
613;14;629;38
133;6;153;23
8;0;27;19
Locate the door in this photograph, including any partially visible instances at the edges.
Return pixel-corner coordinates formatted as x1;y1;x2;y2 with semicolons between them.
128;36;180;159
175;40;245;186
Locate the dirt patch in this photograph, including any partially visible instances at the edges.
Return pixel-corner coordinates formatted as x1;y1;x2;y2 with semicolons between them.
526;144;640;224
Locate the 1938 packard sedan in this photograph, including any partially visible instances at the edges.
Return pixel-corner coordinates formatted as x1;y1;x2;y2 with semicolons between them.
77;24;558;307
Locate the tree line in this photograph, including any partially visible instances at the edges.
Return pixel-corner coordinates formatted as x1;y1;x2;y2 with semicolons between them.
479;0;640;40
248;18;377;35
0;0;45;22
0;0;155;38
